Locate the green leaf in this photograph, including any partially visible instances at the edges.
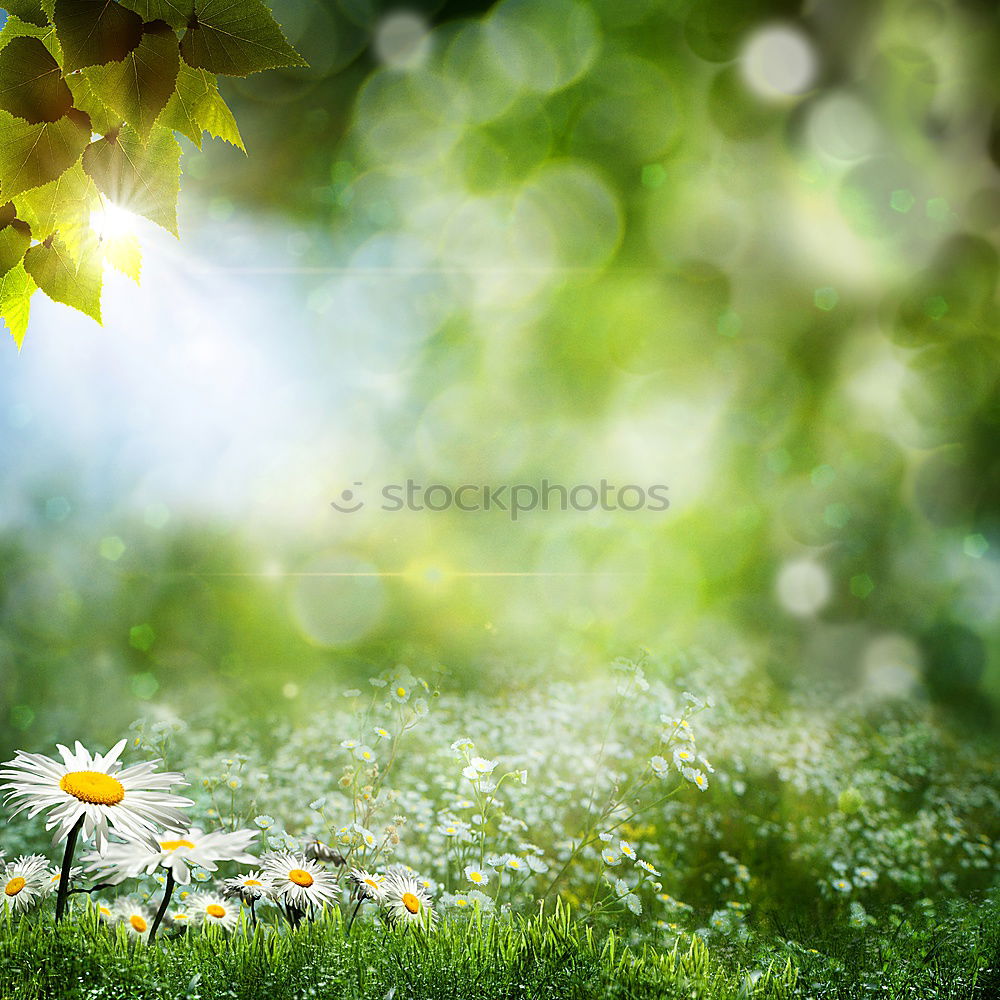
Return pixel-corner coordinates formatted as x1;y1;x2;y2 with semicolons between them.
103;231;142;282
65;71;125;135
52;0;143;72
1;1;50;28
0;218;31;277
159;59;243;150
0;262;34;348
24;233;103;321
0;107;91;199
158;58;210;146
0;36;73;123
0;202;14;229
180;0;306;77
85;20;180;138
0;13;53;50
15;161;100;257
117;0;194;30
83;123;181;235
196;76;243;150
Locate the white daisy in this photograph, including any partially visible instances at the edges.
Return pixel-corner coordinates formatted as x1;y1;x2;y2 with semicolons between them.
83;826;258;886
191;892;240;932
619;840;636;860
112;899;153;938
1;855;51;914
602;847;622;866
381;871;436;928
262;852;338;909
348;868;386;901
0;740;192;851
222;870;269;903
464;865;489;887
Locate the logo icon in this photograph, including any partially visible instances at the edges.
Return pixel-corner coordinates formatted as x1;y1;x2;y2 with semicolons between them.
330;483;365;513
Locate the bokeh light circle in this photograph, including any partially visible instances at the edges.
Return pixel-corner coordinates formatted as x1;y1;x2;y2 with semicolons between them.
741;25;817;99
776;558;831;616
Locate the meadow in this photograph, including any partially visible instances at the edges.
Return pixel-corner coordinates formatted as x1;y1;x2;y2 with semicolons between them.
1;652;996;998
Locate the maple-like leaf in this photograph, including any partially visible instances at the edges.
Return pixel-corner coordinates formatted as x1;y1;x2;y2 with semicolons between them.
159;59;243;150
103;231;142;283
0;36;74;123
85;20;180;138
24;233;103;321
15;161;100;261
82;123;181;236
0;107;91;199
0;218;32;278
0;261;34;348
117;0;194;30
1;1;50;29
180;0;306;77
53;0;144;72
66;71;125;136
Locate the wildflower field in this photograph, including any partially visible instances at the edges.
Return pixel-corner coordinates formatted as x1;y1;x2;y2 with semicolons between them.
0;652;997;998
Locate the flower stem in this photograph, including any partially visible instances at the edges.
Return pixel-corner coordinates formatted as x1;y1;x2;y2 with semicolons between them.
54;815;85;923
148;868;175;944
345;897;363;937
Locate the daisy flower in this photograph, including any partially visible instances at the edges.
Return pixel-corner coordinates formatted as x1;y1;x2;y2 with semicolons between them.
112;899;153;939
464;865;489;887
636;859;660;876
1;855;51;914
83;826;258;886
348;868;386;901
381;871;436;928
262;852;339;909
222;870;270;903
0;740;192;852
191;892;240;932
619;840;636;860
602;847;622;866
650;755;669;776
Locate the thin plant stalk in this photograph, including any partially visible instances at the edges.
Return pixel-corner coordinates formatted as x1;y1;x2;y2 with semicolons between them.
148;867;175;944
54;814;85;923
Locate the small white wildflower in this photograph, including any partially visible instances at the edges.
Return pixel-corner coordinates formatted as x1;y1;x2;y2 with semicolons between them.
602;847;622;866
464;866;489;886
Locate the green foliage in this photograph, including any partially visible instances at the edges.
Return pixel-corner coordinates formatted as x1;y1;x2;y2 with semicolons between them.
83;124;182;235
179;0;308;77
0;0;304;348
0;894;995;1000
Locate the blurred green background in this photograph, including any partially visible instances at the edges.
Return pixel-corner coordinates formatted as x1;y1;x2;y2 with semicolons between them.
1;0;999;752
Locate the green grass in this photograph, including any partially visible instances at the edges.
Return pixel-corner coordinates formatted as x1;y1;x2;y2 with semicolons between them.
1;895;997;1000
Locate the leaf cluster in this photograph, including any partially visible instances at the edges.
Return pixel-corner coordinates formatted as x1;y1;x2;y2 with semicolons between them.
0;0;305;347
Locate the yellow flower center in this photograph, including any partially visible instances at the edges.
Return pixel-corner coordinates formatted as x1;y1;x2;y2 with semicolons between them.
396;686;406;698
206;904;226;918
288;869;314;887
402;891;420;914
470;872;483;883
5;877;26;897
243;879;262;887
59;770;125;805
130;915;147;933
159;839;196;851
